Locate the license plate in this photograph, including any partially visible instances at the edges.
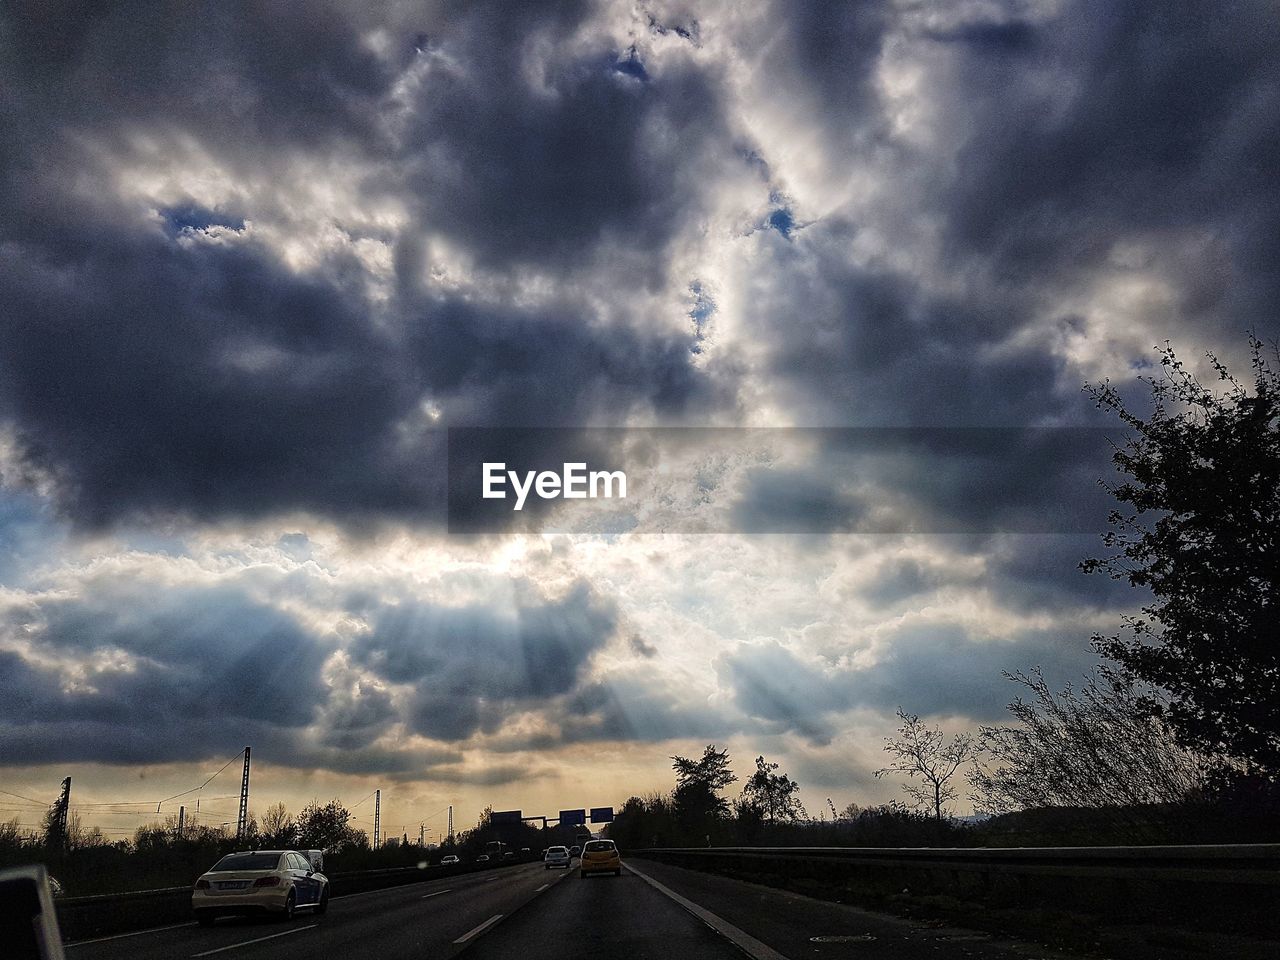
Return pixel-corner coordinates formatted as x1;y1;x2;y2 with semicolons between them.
218;881;249;890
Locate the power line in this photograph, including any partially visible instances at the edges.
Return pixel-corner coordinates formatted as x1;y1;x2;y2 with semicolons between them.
76;794;242;808
156;749;247;811
0;789;50;806
32;752;248;815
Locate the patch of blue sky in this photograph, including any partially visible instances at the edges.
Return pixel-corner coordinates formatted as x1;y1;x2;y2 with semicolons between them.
161;205;245;237
613;46;649;81
0;489;65;585
688;280;716;353
768;206;794;238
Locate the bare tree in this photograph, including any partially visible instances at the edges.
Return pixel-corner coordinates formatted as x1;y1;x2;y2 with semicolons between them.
260;802;295;846
876;708;975;820
969;668;1207;814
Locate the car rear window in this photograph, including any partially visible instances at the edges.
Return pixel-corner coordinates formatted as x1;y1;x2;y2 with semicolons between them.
584;841;615;852
211;853;281;872
546;847;567;854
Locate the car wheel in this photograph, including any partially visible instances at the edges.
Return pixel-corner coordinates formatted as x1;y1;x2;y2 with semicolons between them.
544;864;550;870
314;888;329;915
195;912;215;927
282;889;296;921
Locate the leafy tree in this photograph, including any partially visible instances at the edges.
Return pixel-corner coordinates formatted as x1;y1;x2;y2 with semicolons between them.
970;668;1206;814
876;708;975;820
671;745;737;833
672;744;737;792
1085;337;1280;776
295;799;358;851
740;755;807;822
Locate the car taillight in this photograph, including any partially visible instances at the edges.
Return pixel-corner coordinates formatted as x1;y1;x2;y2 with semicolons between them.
253;876;281;887
195;879;210;890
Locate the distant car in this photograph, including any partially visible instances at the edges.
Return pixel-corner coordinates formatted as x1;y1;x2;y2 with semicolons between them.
544;845;570;870
192;850;328;926
440;855;460;866
569;844;582;859
580;839;622;877
476;854;490;863
301;849;324;872
47;876;65;898
501;850;515;860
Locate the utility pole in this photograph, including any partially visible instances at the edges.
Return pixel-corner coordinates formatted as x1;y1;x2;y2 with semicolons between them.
373;789;381;849
419;823;425;846
50;777;71;848
447;804;453;846
177;805;185;836
235;747;251;843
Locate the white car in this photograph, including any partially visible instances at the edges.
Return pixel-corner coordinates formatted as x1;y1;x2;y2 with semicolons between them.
543;845;570;869
192;850;328;925
440;855;460;865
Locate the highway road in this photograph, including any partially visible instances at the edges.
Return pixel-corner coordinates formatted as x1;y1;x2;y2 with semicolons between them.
64;858;1077;960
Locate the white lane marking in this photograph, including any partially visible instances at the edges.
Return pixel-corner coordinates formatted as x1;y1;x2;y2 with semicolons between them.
66;922;195;947
484;877;499;882
422;889;451;899
452;914;503;944
331;878;436;900
190;924;317;957
624;863;791;960
535;883;549;892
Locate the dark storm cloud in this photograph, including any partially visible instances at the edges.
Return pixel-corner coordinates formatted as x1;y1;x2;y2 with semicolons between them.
4;581;330;726
853;536;1143;614
848;622;1097;721
938;2;1280;298
858;557;951;610
400;4;730;269
718;620;1099;736
0;224;719;528
4;0;1275;533
722;428;1115;535
2;1;392;147
0;0;727;529
318;681;398;751
752;244;1084;426
546;668;739;746
776;0;889;136
350;580;618;739
748;0;1279;429
0;581;330;763
729;467;866;534
0;233;438;528
983;534;1151;614
0;578;465;774
628;633;658;658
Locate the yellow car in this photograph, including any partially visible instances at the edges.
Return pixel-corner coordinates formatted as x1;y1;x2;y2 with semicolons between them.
579;839;622;877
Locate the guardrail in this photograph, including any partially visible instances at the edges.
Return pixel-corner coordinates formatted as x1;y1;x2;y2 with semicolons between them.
55;857;531;942
631;844;1280;935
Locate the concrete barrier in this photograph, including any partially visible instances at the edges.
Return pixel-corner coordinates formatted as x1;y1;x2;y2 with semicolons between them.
632;844;1280;936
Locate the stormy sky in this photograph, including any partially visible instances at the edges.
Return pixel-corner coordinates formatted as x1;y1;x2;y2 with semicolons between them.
1;0;1277;835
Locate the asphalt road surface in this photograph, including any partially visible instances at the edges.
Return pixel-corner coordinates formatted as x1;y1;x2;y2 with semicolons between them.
65;859;1076;960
